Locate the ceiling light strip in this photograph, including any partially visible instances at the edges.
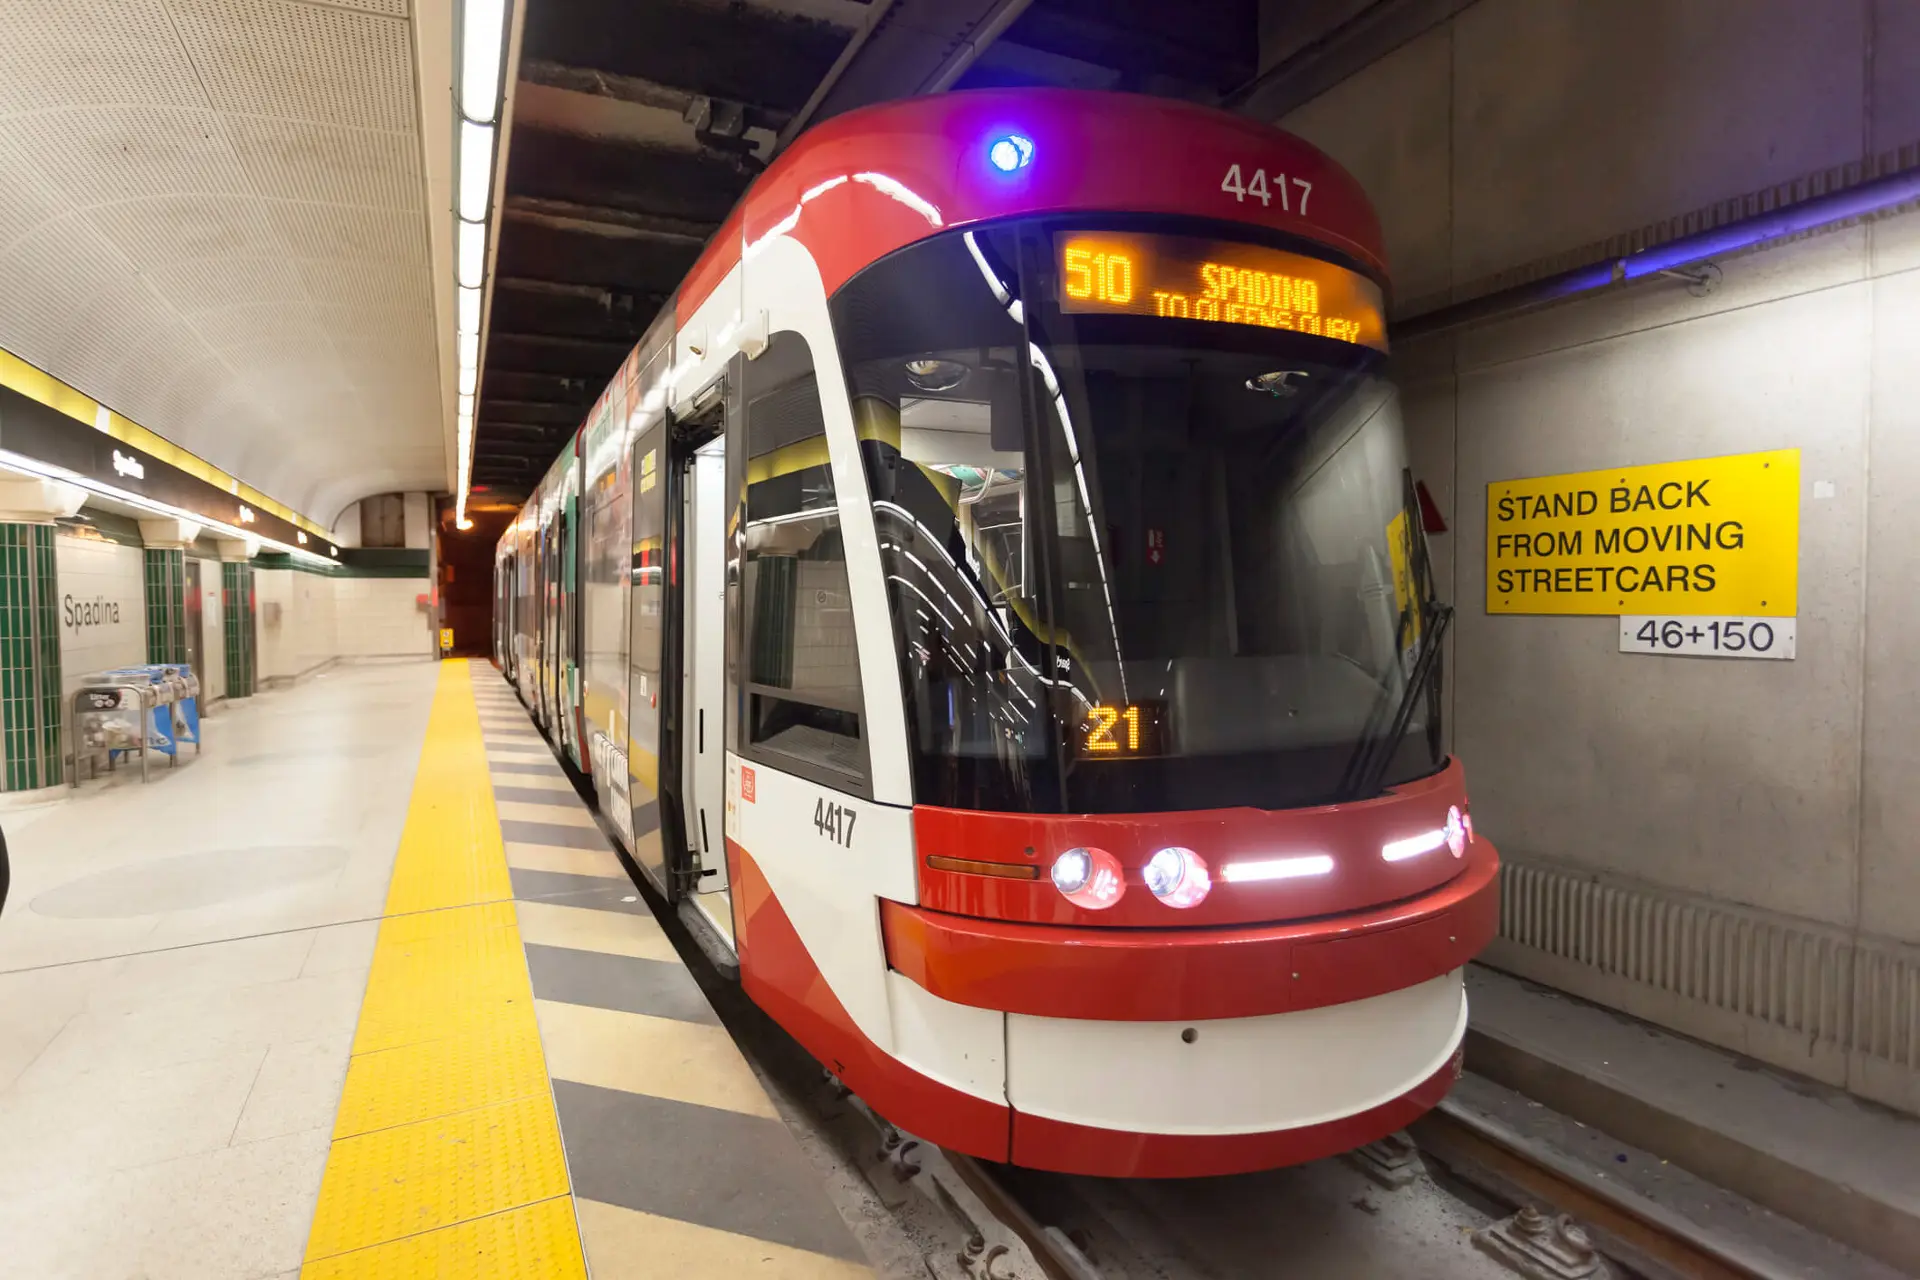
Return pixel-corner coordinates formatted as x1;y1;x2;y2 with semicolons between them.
452;0;514;528
0;449;335;567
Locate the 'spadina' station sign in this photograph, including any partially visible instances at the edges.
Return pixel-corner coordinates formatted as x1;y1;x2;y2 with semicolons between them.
1486;450;1799;617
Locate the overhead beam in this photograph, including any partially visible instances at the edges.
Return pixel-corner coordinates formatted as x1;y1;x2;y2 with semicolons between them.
495;276;625;300
482;397;599;423
493;217;702;295
505;128;746;225
501;195;714;246
799;0;1033;134
482;369;600;400
519;0;852;114
487;331;633;380
520;58;794;133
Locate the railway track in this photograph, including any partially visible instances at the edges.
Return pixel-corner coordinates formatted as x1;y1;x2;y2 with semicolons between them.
944;1079;1898;1280
633;841;1895;1280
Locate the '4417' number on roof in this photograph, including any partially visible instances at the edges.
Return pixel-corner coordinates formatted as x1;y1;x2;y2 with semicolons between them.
1222;164;1313;216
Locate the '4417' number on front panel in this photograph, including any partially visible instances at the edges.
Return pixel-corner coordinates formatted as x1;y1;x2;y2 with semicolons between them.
815;797;856;847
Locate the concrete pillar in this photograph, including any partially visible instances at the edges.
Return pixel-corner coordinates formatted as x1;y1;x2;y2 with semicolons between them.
214;539;258;699
138;519;200;666
0;476;84;791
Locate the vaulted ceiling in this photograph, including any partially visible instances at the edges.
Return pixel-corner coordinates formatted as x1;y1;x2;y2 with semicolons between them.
0;0;447;524
0;0;1428;520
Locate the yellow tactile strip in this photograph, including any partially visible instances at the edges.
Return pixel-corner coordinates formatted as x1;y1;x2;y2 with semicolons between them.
302;661;588;1279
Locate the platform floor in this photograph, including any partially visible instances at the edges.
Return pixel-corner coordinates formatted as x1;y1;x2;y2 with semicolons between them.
0;659;868;1279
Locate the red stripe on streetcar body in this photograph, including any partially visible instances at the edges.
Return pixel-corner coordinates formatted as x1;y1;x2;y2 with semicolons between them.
728;840;1013;1161
883;837;1498;1022
674;88;1387;323
913;758;1478;929
677;203;746;322
1010;1049;1464;1179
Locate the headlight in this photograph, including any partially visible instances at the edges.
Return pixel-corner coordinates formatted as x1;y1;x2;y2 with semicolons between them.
1143;846;1211;908
1051;846;1123;909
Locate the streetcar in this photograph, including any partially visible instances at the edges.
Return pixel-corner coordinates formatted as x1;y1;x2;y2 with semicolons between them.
494;88;1500;1177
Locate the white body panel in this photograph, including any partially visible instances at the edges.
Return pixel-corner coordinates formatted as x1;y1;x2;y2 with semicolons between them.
1007;971;1467;1134
679;231;928;1058
886;970;1007;1100
731;753;916;1055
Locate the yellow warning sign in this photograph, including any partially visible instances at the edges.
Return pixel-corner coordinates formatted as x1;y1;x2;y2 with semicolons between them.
439;627;454;651
1487;449;1799;616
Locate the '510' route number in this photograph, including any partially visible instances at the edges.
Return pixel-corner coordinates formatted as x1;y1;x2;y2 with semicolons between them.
1222;164;1314;215
814;797;857;847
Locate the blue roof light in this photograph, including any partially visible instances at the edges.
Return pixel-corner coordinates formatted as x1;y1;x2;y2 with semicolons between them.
988;134;1034;173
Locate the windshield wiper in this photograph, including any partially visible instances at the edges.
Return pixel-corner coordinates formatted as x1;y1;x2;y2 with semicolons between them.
1337;599;1452;802
1335;468;1453;802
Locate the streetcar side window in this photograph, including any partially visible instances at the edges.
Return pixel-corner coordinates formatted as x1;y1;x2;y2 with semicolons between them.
739;331;870;792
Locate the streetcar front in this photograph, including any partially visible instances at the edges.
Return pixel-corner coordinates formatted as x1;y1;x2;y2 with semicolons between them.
825;194;1497;1176
710;90;1501;1178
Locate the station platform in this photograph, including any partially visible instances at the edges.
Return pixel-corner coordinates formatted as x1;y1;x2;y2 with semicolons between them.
0;658;870;1279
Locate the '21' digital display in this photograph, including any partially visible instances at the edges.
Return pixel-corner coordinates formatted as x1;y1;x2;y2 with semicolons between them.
1079;700;1169;758
1056;231;1388;353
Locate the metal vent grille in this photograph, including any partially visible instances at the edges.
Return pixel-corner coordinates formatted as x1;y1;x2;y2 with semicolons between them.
1491;855;1920;1115
0;0;443;515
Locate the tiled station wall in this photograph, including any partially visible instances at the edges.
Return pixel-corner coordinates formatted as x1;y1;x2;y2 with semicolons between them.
51;527;430;695
254;567;432;680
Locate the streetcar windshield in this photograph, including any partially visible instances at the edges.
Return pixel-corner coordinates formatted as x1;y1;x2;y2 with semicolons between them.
830;220;1444;813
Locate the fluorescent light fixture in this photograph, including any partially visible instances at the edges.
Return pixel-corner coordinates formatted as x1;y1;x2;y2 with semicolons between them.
1219;854;1335;883
1381;828;1448;863
458;392;474;416
458;121;495;221
458;285;482;333
0;449;332;568
459;364;477;396
457;219;486;288
457;331;479;370
459;0;508;122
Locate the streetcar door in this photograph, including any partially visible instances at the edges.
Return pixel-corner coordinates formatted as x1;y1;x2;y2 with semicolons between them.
681;437;728;891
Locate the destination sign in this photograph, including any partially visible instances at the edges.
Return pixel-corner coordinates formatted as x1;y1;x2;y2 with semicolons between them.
1055;231;1388;352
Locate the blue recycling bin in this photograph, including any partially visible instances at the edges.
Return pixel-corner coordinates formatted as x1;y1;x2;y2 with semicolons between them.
98;664;201;761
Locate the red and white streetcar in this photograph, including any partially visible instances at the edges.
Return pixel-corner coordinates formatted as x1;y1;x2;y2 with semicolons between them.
495;87;1499;1178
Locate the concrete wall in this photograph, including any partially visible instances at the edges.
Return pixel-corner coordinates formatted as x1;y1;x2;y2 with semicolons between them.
1275;0;1920;1105
54;531;144;696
